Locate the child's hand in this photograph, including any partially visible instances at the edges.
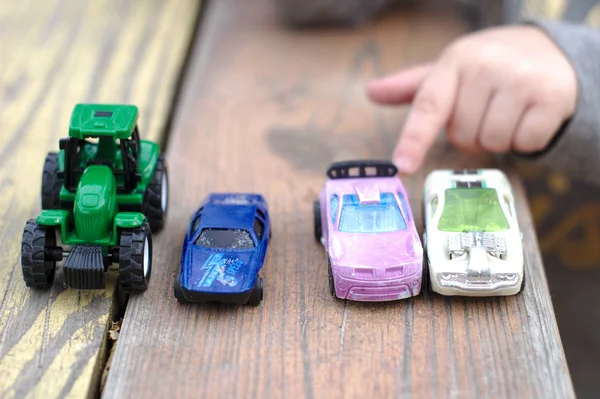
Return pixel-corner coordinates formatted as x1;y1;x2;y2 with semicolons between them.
367;25;578;174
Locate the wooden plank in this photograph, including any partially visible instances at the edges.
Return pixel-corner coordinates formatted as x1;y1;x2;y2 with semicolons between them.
102;1;575;398
0;1;201;398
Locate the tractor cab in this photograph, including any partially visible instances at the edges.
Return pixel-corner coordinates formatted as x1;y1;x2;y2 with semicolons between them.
59;104;142;193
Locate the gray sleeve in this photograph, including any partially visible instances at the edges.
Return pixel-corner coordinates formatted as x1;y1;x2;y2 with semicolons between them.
509;19;600;186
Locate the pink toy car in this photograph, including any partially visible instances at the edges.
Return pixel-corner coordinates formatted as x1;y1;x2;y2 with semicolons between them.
313;160;424;301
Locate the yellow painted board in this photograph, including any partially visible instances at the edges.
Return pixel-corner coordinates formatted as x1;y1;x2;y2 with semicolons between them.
0;1;201;398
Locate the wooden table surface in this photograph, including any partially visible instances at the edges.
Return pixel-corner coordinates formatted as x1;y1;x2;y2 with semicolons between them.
0;0;575;398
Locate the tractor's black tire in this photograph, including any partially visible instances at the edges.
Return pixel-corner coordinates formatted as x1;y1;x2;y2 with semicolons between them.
313;200;322;243
174;277;187;303
41;152;63;210
328;258;335;297
21;219;56;288
142;155;168;233
247;276;263;306
119;222;152;292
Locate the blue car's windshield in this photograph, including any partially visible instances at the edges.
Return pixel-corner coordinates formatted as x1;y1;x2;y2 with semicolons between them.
194;228;255;249
338;193;406;233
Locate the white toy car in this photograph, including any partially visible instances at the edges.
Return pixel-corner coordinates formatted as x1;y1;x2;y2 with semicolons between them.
422;169;524;296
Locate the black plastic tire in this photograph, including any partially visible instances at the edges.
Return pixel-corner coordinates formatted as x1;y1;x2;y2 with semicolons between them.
247;276;263;306
420;204;432;295
328;259;335;297
119;222;152;292
142;155;168;232
421;248;430;295
174;277;187;303
41;152;63;210
21;219;56;288
313;200;322;242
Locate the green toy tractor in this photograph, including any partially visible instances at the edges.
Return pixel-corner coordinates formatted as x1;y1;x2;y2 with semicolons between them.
20;104;168;292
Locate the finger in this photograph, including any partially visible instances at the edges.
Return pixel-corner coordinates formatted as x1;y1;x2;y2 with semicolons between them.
512;105;564;153
446;73;493;154
477;89;526;153
393;63;459;173
367;64;431;105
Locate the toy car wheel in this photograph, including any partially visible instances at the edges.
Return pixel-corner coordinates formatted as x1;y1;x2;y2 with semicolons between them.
420;205;432;295
313;200;322;242
119;222;152;292
420;231;430;295
421;257;433;295
519;270;526;293
174;277;187;303
327;258;335;297
21;219;57;288
41;152;63;210
247;276;263;306
142;154;168;232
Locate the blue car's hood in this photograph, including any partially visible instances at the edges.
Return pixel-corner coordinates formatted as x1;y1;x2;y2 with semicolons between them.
182;245;257;294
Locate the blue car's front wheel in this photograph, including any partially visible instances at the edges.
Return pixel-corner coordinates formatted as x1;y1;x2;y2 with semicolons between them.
247;276;263;306
174;277;187;303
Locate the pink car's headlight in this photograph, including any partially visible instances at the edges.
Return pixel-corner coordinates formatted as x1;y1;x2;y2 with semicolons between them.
336;266;356;279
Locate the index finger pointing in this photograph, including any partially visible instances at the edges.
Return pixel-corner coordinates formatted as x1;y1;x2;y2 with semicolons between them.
393;63;459;174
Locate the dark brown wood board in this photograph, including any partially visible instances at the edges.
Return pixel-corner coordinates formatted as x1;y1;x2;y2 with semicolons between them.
102;0;575;398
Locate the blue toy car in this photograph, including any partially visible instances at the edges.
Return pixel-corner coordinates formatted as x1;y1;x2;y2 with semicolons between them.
174;193;271;305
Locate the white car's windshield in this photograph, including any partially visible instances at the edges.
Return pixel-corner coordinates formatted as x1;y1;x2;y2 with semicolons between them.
437;188;510;232
338;193;406;233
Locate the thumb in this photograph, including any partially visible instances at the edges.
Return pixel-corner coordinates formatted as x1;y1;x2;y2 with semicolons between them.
366;64;432;105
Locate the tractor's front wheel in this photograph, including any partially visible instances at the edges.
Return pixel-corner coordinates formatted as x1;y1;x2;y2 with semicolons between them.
21;219;57;288
41;152;63;210
119;222;152;293
142;155;168;232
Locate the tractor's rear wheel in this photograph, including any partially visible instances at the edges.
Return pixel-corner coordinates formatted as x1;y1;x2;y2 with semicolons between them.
119;222;152;292
41;152;62;210
142;155;168;232
21;219;57;288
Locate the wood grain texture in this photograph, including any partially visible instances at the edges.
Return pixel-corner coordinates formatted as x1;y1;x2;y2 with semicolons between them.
0;1;201;398
102;1;575;397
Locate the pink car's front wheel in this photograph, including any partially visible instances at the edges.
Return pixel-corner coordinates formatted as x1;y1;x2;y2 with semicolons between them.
328;258;335;297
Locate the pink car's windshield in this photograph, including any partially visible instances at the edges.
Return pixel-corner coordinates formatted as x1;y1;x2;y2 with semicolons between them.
338;193;406;233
